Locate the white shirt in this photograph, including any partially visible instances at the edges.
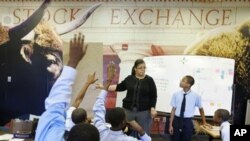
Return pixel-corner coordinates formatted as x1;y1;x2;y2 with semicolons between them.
220;121;230;141
65;106;76;131
93;90;151;141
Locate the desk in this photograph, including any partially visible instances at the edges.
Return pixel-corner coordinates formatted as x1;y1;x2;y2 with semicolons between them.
0;127;34;141
200;125;220;141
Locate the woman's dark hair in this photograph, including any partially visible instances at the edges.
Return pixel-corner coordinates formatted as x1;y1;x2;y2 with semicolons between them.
131;59;145;75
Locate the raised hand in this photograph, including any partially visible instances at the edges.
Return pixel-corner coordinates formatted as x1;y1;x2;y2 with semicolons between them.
86;72;98;85
95;82;104;89
106;62;116;82
67;32;88;68
103;62;116;90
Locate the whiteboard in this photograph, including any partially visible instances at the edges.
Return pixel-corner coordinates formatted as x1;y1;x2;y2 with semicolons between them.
143;55;235;116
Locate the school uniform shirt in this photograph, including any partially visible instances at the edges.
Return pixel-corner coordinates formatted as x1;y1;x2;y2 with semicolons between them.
93;90;152;141
65;106;76;131
170;90;202;117
35;66;76;141
220;121;230;141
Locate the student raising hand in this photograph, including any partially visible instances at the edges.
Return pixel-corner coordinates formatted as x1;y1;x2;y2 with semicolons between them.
67;32;88;68
103;62;116;90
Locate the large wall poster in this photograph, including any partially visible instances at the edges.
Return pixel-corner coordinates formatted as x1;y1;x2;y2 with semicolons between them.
0;0;103;125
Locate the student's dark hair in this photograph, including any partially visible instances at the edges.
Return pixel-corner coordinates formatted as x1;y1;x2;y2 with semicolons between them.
67;123;100;141
185;75;195;86
215;109;230;122
131;59;145;75
107;107;126;127
71;108;87;124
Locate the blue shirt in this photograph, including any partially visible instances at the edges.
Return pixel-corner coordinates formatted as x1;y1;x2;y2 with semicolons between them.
93;90;152;141
35;66;77;141
170;90;202;118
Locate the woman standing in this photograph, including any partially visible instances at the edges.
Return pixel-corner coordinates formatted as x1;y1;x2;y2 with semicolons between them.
98;59;157;135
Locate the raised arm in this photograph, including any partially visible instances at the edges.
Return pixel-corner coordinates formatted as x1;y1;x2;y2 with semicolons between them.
45;33;87;109
95;83;117;91
93;63;115;133
67;33;87;68
72;72;98;108
35;33;87;141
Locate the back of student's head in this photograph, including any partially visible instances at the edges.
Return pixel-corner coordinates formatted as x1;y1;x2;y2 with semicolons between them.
71;108;87;124
215;109;230;122
107;107;126;128
185;75;195;86
67;123;100;141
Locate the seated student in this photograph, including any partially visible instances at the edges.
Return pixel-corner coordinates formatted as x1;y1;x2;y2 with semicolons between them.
67;123;99;141
65;83;97;140
35;33;99;141
65;72;98;131
93;63;152;141
213;109;230;141
64;108;88;140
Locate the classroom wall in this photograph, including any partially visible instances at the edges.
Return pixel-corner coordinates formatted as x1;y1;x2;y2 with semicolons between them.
0;0;249;126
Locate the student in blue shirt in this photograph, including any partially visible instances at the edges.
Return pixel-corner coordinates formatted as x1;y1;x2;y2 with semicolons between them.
169;75;207;141
65;72;97;130
35;33;99;141
64;72;97;140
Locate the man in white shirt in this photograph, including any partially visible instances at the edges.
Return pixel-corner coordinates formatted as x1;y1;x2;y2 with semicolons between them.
213;109;230;141
93;63;152;141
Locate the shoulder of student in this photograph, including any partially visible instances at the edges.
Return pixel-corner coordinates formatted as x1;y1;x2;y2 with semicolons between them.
190;90;200;96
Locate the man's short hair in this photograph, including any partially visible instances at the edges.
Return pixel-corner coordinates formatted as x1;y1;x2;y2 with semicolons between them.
71;108;87;124
67;123;99;141
107;107;126;127
185;75;195;86
215;109;230;122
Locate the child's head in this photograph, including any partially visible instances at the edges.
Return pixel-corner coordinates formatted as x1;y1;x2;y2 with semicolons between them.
71;108;87;124
213;109;230;125
180;75;195;89
67;123;99;141
107;107;126;129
